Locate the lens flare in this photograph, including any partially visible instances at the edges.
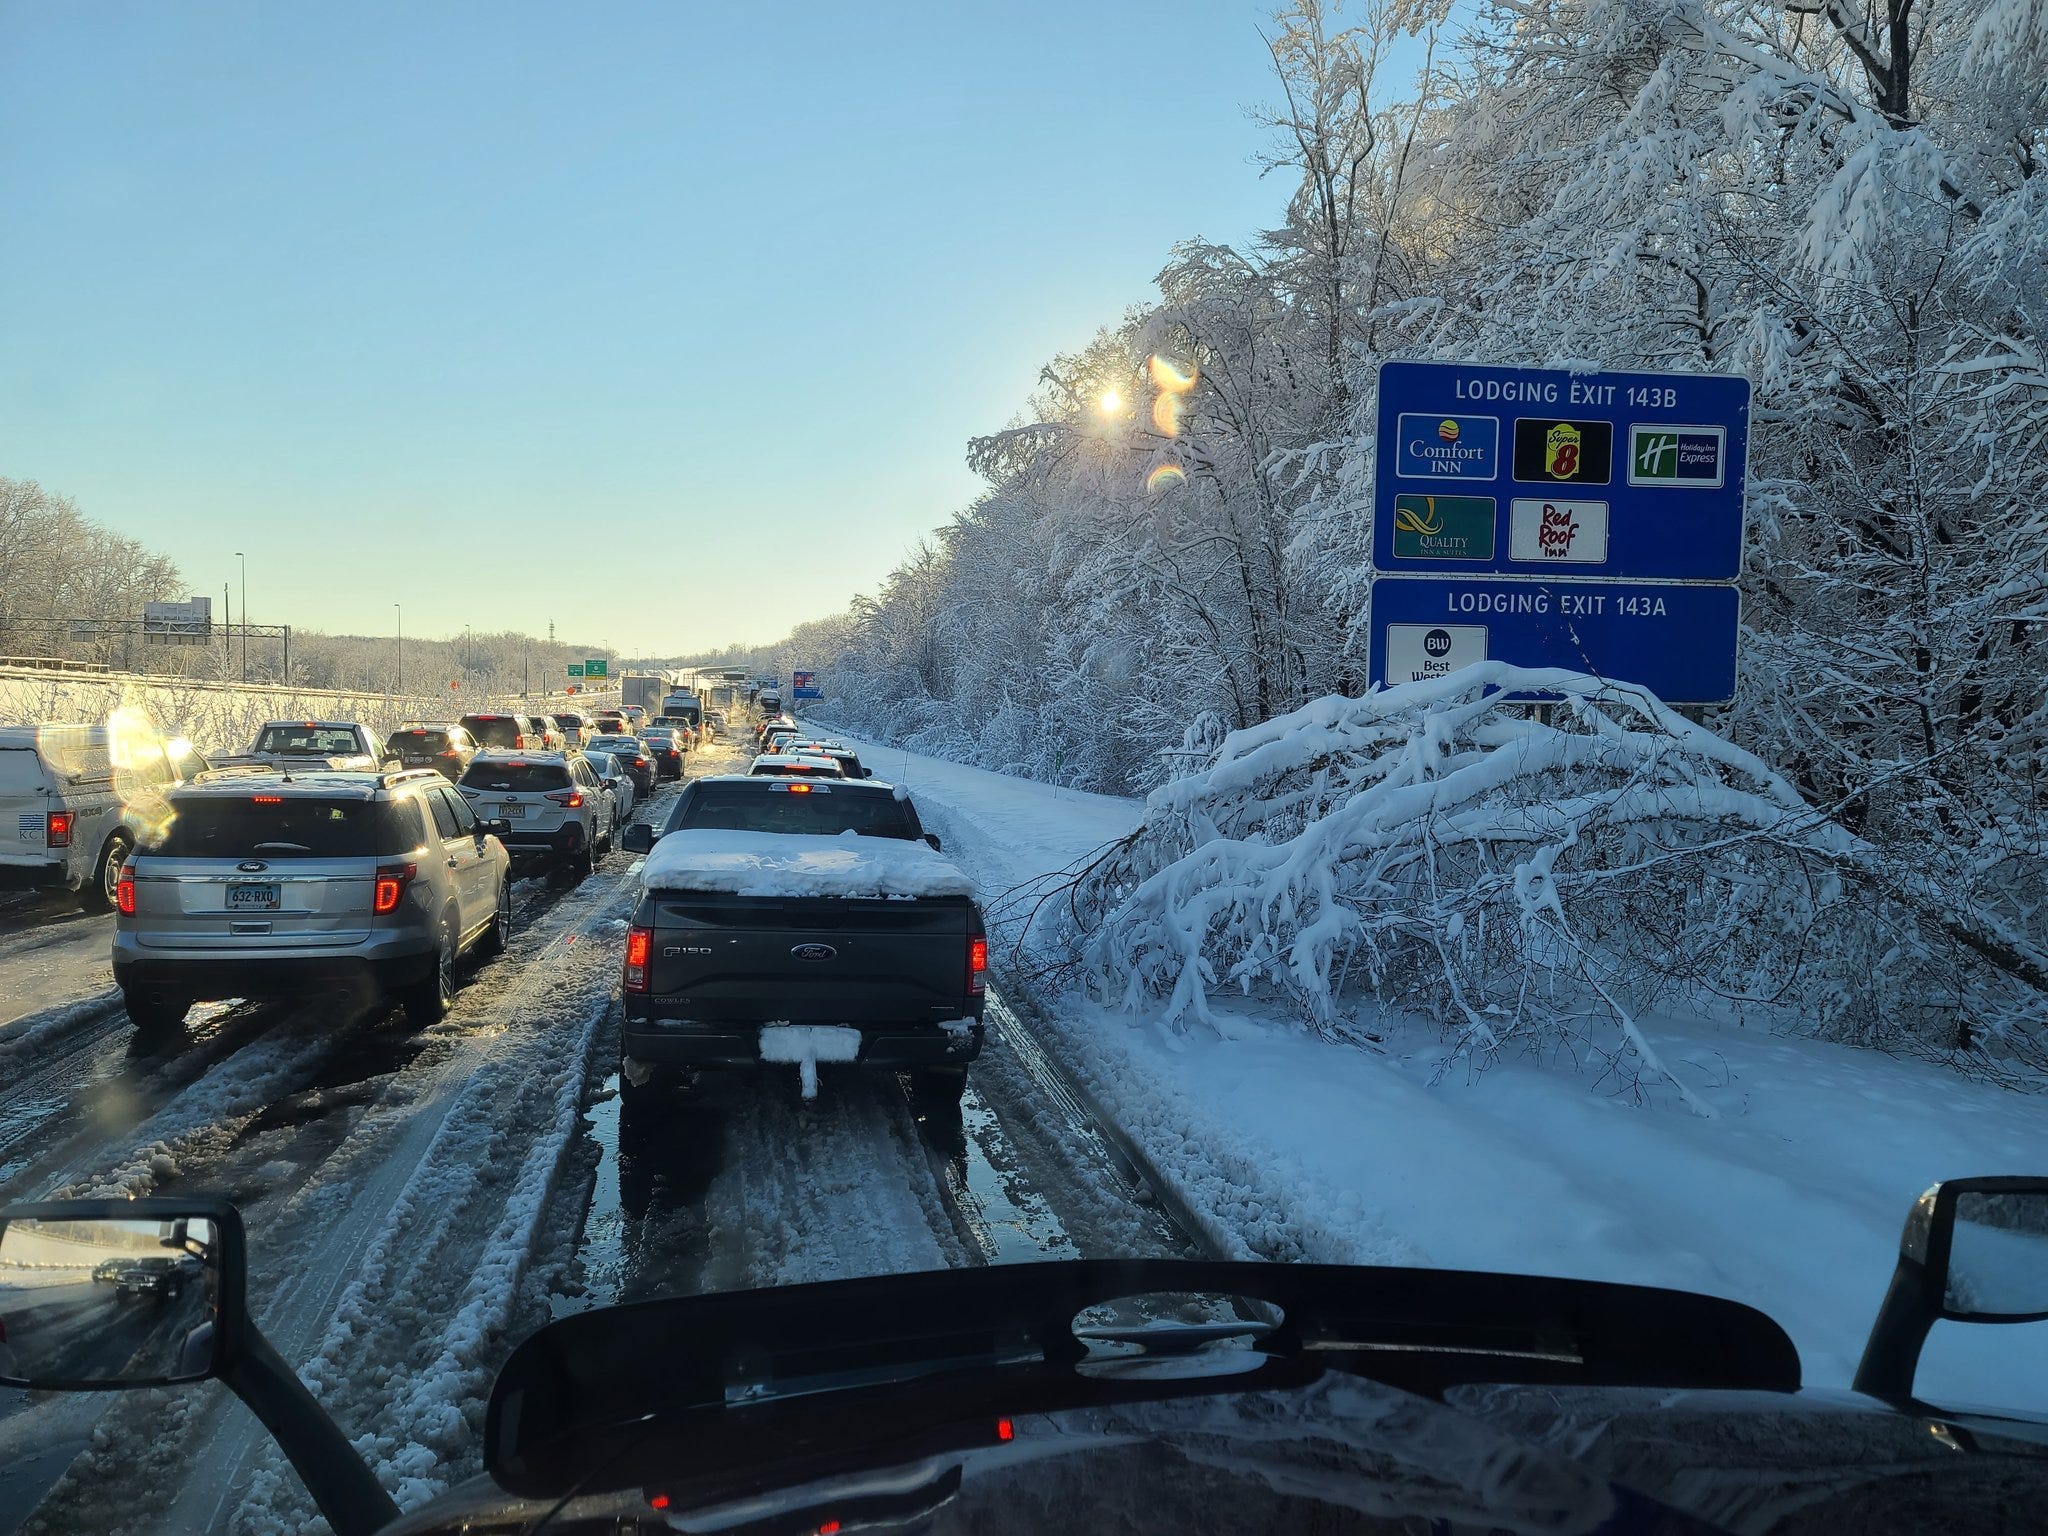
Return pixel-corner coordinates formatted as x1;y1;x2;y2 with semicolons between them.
1148;355;1197;394
1146;464;1187;494
1152;390;1182;436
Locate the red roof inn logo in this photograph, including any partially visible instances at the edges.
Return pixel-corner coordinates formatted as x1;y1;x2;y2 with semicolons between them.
1628;424;1726;489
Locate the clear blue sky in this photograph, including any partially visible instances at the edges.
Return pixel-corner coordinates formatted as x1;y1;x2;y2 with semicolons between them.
1;2;1393;654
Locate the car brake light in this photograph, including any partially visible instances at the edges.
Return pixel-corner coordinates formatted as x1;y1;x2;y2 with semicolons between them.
624;925;652;993
373;862;417;915
45;810;73;847
545;790;583;808
251;794;283;805
787;782;813;794
116;867;136;915
969;935;988;995
996;1417;1014;1442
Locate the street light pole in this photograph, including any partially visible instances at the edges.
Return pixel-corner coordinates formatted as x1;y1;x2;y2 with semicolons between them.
234;552;247;683
394;602;403;697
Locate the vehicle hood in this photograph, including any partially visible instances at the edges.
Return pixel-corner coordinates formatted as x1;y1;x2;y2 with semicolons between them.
640;829;975;899
381;1373;2048;1536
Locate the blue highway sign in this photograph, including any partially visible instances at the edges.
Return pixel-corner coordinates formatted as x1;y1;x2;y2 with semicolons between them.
1370;360;1749;702
1373;361;1749;582
1367;575;1740;705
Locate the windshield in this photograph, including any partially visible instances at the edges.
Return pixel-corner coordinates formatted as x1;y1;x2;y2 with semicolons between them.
459;761;570;793
151;796;414;859
252;725;361;756
674;784;921;840
5;3;2047;1531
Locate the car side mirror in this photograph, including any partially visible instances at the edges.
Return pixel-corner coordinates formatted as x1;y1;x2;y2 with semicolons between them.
0;1199;241;1388
621;823;656;854
1854;1175;2048;1400
924;833;943;852
480;818;513;838
0;1198;396;1534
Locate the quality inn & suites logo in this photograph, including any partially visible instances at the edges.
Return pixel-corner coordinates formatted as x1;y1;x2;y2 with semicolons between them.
1392;494;1496;561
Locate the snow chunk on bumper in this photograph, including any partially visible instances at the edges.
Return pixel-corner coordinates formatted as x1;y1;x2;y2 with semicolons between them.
640;829;975;898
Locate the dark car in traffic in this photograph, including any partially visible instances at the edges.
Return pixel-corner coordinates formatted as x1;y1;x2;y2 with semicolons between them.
618;775;984;1110
585;735;655;797
458;713;538;751
383;724;479;781
637;730;685;781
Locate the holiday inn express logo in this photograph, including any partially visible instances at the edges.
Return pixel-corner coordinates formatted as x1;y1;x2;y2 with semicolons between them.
1628;424;1726;488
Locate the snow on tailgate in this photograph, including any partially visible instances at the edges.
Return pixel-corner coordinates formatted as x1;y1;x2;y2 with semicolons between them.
640;828;976;898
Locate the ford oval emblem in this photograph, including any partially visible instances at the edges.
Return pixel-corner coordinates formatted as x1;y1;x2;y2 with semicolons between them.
237;860;269;873
790;943;837;962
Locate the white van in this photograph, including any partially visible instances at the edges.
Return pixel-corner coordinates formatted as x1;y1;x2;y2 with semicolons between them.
0;724;210;910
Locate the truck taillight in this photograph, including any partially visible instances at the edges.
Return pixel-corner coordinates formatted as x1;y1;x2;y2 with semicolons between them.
45;810;73;848
116;867;136;915
968;935;987;996
373;862;418;915
624;925;652;993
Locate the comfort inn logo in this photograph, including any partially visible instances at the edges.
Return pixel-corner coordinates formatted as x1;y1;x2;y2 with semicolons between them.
1395;413;1499;479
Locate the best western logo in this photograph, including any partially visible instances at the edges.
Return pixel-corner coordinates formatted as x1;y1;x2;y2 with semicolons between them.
1395;413;1499;479
1392;494;1496;561
1628;424;1726;488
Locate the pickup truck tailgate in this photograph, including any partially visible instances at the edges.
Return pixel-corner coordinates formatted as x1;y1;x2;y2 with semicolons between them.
642;894;977;1025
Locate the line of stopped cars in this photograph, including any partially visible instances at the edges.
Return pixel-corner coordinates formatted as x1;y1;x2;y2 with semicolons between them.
105;706;676;1033
15;702;2048;1534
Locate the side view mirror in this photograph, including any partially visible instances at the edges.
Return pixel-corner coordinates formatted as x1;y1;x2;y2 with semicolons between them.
1854;1175;2048;1400
480;817;513;838
0;1198;395;1534
620;822;657;854
924;833;943;852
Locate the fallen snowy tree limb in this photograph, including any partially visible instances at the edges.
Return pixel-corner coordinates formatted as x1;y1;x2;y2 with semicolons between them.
1067;665;2048;1096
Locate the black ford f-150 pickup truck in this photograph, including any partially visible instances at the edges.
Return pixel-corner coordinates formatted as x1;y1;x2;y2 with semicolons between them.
618;775;986;1109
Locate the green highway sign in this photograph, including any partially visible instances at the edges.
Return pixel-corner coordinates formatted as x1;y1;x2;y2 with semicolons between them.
585;657;608;678
567;662;585;677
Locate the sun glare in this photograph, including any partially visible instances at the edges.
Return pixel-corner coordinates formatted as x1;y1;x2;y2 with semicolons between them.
1098;389;1123;415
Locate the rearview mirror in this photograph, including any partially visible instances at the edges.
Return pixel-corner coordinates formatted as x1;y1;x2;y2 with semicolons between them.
480;817;513;838
0;1199;242;1389
621;823;656;854
0;1196;396;1535
924;833;943;852
1854;1175;2048;1400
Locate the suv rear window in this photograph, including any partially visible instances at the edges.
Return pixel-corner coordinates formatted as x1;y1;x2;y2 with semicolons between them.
460;761;572;793
460;715;523;749
153;797;417;859
253;725;362;756
674;785;921;840
388;728;451;751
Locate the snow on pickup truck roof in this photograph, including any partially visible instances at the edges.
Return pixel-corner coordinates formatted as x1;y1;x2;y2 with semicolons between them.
640;828;974;899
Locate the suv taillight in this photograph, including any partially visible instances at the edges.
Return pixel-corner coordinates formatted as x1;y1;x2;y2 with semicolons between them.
116;866;136;915
45;810;73;848
373;862;418;915
624;925;652;993
544;789;584;808
968;935;987;996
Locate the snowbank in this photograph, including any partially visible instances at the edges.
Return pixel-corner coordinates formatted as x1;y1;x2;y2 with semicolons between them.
850;728;2048;1412
639;828;976;898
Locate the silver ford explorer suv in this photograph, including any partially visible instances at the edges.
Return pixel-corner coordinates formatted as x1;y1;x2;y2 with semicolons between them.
112;767;514;1034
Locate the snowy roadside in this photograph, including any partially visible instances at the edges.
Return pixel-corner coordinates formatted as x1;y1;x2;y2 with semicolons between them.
819;726;2048;1412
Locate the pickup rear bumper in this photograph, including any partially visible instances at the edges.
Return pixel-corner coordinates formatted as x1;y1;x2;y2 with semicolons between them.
621;1012;984;1071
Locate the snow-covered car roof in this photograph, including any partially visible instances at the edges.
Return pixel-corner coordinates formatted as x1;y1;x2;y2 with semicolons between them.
639;827;973;898
469;748;573;764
